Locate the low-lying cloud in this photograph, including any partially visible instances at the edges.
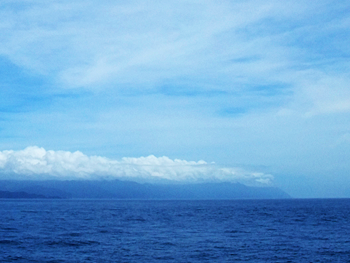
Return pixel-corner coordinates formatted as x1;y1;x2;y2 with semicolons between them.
0;146;273;185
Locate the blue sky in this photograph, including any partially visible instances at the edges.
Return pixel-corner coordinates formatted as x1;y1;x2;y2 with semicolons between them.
0;0;350;197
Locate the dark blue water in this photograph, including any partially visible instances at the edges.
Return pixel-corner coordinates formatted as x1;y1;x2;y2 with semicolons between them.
1;199;350;262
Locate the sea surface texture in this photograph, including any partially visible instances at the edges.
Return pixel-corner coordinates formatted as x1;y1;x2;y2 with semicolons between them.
1;199;350;262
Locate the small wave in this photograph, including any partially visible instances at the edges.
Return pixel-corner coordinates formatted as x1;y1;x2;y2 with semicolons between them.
125;216;146;222
0;239;21;245
68;232;82;237
0;227;18;231
45;240;100;247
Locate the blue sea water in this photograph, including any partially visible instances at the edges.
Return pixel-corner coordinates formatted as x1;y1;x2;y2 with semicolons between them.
1;199;350;262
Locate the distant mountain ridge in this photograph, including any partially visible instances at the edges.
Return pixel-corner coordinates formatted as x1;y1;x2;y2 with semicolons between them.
0;180;291;199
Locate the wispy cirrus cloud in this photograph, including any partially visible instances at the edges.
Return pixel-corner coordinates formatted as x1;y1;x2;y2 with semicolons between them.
0;1;349;114
1;0;349;118
0;1;322;88
0;146;273;185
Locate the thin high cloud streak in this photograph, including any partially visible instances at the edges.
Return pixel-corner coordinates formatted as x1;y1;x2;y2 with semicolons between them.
0;146;273;185
0;0;349;118
0;1;342;84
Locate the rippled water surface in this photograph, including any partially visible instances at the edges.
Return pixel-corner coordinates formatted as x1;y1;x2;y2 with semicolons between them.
1;199;350;262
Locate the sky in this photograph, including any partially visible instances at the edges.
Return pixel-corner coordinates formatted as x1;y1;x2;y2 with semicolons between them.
0;0;349;198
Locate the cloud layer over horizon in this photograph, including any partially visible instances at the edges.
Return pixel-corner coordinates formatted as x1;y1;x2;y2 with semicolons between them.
0;146;273;185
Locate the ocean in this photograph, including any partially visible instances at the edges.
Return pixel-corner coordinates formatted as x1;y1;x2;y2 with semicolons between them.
1;199;350;262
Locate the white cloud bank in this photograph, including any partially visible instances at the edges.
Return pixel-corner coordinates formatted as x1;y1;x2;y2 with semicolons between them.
0;146;273;185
